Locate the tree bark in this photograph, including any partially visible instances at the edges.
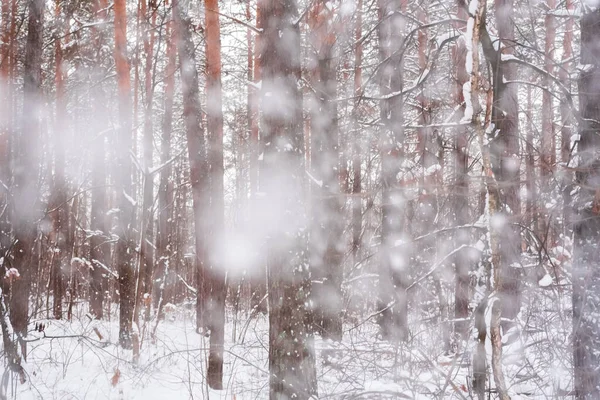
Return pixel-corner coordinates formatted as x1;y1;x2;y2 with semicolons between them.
351;0;363;265
573;10;600;398
204;0;226;389
376;0;408;341
10;0;45;344
258;1;317;398
452;0;470;338
154;0;176;317
173;0;209;332
89;0;109;320
114;0;135;348
308;0;344;341
485;0;522;325
539;0;556;244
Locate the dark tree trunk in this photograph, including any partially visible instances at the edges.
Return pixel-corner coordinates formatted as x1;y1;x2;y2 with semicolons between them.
258;1;317;398
154;0;176;316
308;0;343;341
173;0;209;332
140;0;155;319
89;0;109;320
376;0;408;341
50;0;69;320
0;0;12;264
249;5;267;314
204;0;226;389
10;0;45;343
487;0;522;324
573;10;600;398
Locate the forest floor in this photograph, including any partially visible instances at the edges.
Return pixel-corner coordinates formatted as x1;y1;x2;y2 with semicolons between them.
11;286;572;399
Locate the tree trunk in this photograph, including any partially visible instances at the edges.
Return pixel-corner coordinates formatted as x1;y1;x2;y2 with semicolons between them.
573;10;600;398
560;0;574;233
539;0;556;244
308;0;343;341
89;0;109;320
204;0;226;389
351;0;363;265
452;0;470;338
154;0;176;317
376;0;408;341
487;0;521;325
114;0;135;348
258;1;317;398
10;0;45;344
50;0;69;320
249;5;267;314
139;0;155;320
0;0;12;264
173;0;209;332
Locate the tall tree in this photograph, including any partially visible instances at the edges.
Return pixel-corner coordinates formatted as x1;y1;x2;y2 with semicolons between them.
376;0;408;341
139;0;156;317
49;0;69;320
9;0;45;343
89;0;110;320
308;0;344;341
351;0;363;264
0;0;12;264
204;0;226;389
482;0;522;324
452;0;470;338
258;0;317;397
540;0;556;243
154;0;176;316
173;0;209;332
114;0;136;348
573;9;600;398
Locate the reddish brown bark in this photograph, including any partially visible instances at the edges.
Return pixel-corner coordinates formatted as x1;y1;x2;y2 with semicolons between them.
50;0;69;320
114;0;135;348
11;0;45;342
204;0;226;389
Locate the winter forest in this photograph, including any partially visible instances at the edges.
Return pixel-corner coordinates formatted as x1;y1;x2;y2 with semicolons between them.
2;0;600;398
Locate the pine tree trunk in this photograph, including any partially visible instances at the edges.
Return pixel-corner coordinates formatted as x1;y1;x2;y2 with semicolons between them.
376;0;408;341
140;0;155;319
114;0;135;348
258;1;317;398
573;10;600;398
488;0;521;325
204;0;226;389
308;0;343;341
88;0;109;320
154;0;176;317
351;0;363;265
452;0;470;338
539;0;556;244
173;0;209;332
10;0;45;344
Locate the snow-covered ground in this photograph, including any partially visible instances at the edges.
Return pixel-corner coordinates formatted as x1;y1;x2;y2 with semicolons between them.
10;283;573;399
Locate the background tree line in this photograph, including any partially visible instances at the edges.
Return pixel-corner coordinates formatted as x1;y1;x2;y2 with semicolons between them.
1;0;599;398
